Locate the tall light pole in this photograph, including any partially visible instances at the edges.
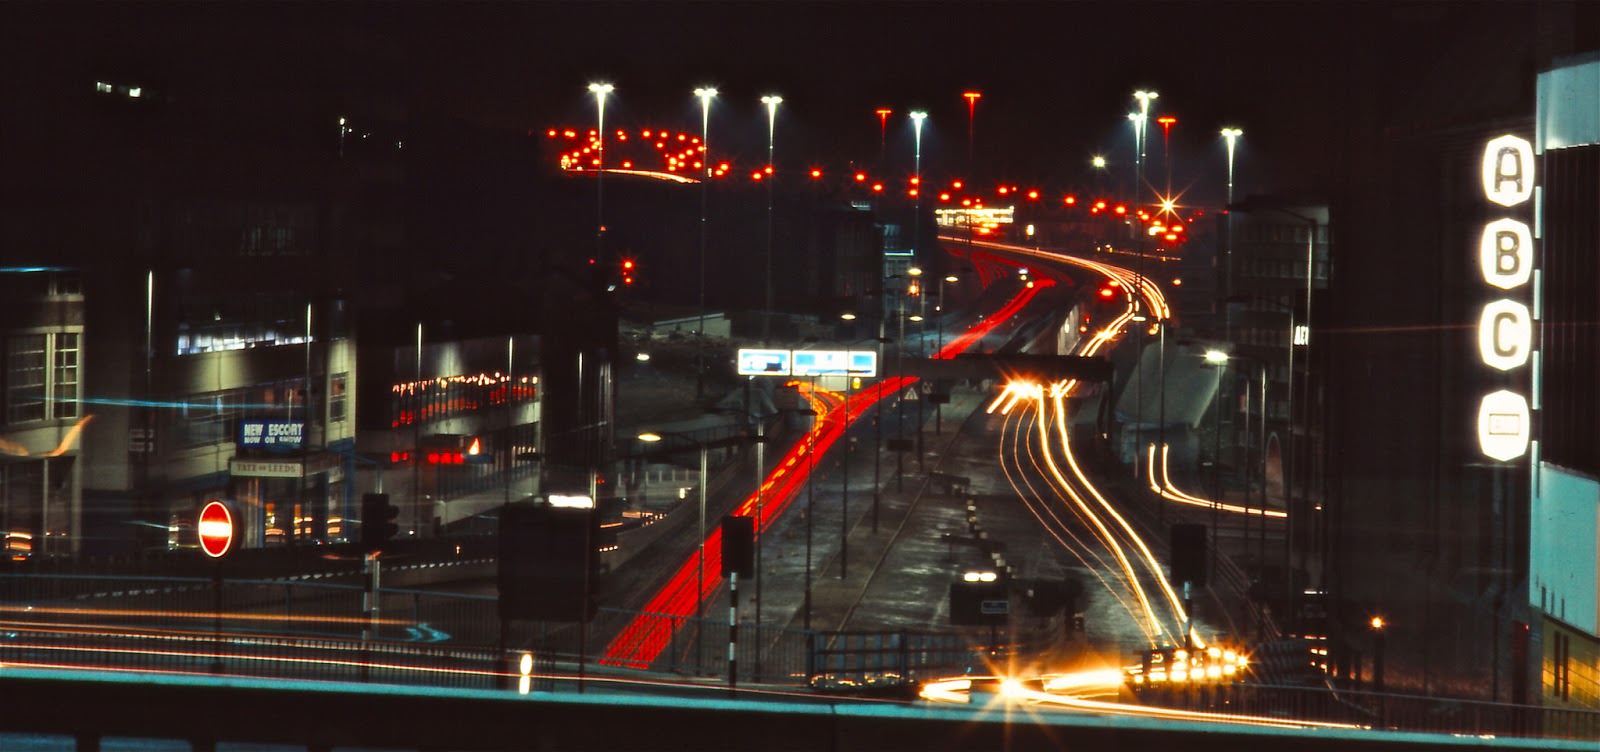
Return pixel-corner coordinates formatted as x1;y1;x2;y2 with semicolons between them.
910;110;927;261
1132;90;1158;190
935;274;957;436
1204;349;1228;586
802;402;817;631
1220;127;1244;337
587;82;613;260
1091;155;1108;199
936;274;957;354
875;108;892;166
1157;115;1177;209
1130;89;1157;479
761;95;782;344
694;86;717;400
962;91;981;174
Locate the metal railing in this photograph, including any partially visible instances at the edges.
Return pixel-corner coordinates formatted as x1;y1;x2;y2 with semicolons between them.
1135;680;1600;741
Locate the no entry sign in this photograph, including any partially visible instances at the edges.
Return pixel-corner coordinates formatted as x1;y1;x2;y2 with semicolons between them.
198;500;234;558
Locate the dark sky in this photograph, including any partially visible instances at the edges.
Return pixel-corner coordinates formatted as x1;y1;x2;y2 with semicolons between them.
409;0;1359;201
7;1;1545;207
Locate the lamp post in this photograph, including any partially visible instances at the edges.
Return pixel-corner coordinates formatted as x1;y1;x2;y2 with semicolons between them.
875;108;892;166
936;275;957;354
637;430;709;667
761;95;782;344
841;369;851;579
1369;615;1387;692
1157;115;1177;206
935;275;957;436
694;86;717;400
1240;202;1319;624
907;266;926;474
1128;88;1158;479
587;82;613;260
962;91;981;174
798;404;818;631
1204;349;1228;584
1091;155;1107;200
910;110;927;257
1220;127;1243;336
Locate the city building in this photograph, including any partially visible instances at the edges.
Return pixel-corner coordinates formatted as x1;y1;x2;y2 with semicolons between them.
1529;52;1600;713
0;14;402;555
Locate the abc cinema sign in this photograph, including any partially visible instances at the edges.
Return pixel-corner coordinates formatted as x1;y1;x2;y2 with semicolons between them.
1475;134;1535;463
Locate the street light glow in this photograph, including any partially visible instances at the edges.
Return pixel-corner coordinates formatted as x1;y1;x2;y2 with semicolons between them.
638;432;663;442
1204;349;1228;364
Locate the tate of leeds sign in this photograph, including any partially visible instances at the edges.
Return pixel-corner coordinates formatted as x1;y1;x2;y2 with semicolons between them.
1475;134;1535;463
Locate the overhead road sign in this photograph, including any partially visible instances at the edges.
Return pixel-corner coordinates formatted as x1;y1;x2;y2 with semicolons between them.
738;348;880;378
905;354;1113;383
793;349;877;377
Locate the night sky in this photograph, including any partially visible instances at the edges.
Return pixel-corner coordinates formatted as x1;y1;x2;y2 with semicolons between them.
5;1;1548;210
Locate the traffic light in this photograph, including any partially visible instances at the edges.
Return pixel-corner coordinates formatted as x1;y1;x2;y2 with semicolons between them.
721;515;754;578
360;492;399;551
1170;524;1207;588
620;257;637;286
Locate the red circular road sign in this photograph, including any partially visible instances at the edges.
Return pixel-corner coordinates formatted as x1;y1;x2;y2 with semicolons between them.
198;500;234;558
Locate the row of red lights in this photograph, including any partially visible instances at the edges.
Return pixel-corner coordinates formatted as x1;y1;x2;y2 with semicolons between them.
545;124;1198;240
388;450;470;465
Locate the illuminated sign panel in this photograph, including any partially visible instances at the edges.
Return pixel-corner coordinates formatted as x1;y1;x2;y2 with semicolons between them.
239;420;304;450
793;350;878;378
1478;390;1531;462
1481;134;1535;207
736;349;792;376
1477;300;1532;371
1479;219;1533;290
1473;134;1535;462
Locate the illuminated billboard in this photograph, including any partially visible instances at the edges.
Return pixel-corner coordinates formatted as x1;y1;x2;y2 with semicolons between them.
793;349;878;378
1472;134;1535;462
736;349;792;376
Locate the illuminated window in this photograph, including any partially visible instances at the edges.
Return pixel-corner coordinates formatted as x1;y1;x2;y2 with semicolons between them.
6;334;46;424
2;331;80;424
94;81;113;93
329;373;348;422
52;333;78;419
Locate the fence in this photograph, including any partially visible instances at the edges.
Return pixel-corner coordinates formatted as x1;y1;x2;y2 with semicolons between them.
7;572;1595;743
1134;679;1600;741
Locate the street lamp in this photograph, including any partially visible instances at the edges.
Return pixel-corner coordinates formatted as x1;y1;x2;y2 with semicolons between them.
1220;127;1244;335
875;108;892;166
587;82;613;259
1204;349;1228;585
638;429;710;660
936;274;958;355
910;110;927;255
761;95;782;344
1199;345;1271;637
1129;90;1157;480
962;91;981;173
1157;115;1177;187
793;405;818;631
694;86;717;399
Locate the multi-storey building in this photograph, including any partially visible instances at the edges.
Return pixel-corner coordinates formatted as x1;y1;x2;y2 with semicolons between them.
0;11;401;555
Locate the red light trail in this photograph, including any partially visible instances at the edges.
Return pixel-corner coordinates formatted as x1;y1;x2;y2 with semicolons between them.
601;272;1049;670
